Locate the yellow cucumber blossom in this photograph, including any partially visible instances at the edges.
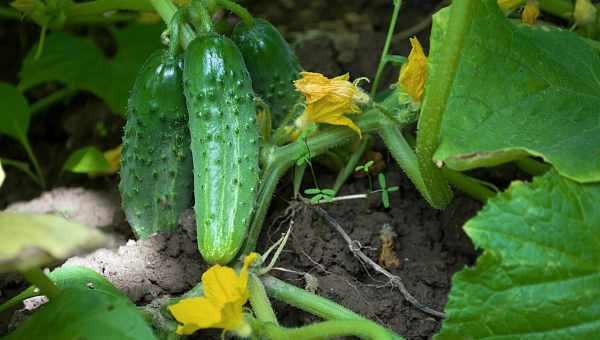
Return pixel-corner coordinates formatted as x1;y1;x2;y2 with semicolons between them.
521;0;540;25
293;72;369;137
398;37;427;104
574;0;597;27
497;0;524;14
169;253;258;336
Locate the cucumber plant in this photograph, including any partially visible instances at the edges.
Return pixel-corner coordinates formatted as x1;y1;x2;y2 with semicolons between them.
2;0;599;339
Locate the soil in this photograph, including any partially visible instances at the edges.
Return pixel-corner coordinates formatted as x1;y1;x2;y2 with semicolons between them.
0;1;488;339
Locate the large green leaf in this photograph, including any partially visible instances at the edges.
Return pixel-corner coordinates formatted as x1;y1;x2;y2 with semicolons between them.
436;171;600;339
430;0;600;183
0;82;30;143
0;212;106;272
6;266;157;340
19;24;163;114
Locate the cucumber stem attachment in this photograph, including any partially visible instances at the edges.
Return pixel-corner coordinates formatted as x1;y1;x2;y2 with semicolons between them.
214;0;253;27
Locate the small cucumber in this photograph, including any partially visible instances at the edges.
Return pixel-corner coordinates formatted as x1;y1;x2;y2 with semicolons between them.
119;50;193;238
232;18;303;127
184;33;259;264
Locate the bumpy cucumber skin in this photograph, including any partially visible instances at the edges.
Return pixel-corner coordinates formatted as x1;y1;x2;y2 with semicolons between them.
119;50;193;238
184;33;259;264
232;18;303;127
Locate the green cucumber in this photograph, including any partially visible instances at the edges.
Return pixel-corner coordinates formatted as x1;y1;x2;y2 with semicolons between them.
184;32;259;264
119;50;193;238
232;18;303;127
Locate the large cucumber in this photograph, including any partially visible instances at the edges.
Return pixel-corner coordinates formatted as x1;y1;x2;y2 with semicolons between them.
232;18;303;127
119;50;193;238
184;33;259;264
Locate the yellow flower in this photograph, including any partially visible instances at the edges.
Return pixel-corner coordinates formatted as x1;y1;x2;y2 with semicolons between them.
293;72;368;137
497;0;524;14
168;253;258;336
574;0;597;26
521;0;539;25
398;37;427;104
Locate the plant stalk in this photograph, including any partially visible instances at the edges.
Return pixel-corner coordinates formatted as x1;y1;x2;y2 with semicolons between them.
21;267;60;299
371;0;402;96
249;274;279;325
253;319;393;340
261;276;402;340
415;0;480;208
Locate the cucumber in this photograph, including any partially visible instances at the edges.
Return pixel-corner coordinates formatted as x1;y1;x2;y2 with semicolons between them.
232;18;303;127
184;33;259;264
119;50;193;238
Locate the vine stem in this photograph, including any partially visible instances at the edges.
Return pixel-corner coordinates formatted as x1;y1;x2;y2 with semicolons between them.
253;319;392;340
248;274;279;325
371;0;402;97
214;0;254;26
21;267;60;299
242;111;386;254
30;87;78;116
261;276;402;340
66;0;154;17
22;139;46;188
415;0;480;209
538;0;573;20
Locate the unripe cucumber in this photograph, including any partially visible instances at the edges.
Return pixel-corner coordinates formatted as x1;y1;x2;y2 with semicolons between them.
119;50;193;238
232;18;303;127
184;33;259;264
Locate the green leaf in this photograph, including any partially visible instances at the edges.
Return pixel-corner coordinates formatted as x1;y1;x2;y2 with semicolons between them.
0;212;106;272
321;189;336;196
431;0;600;183
436;171;600;339
304;188;321;195
381;191;390;208
19;24;163;114
6;267;157;340
378;173;386;189
0;82;30;143
63;146;111;174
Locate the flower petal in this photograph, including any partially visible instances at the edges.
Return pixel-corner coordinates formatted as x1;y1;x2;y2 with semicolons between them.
202;265;244;304
317;114;362;137
168;297;222;334
398;37;427;103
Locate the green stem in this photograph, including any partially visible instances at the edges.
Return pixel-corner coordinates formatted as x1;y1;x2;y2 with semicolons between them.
249;274;279;325
188;0;214;33
149;0;195;47
378;124;429;203
538;0;573;20
254;319;392;340
214;0;253;26
515;157;551;176
371;0;402;97
293;162;307;197
441;168;495;202
242;162;289;255
404;132;494;203
244;112;385;254
416;1;480;209
0;7;20;19
0;286;37;313
21;267;60;299
262;276;402;340
21;139;46;188
66;0;154;17
30;87;78;116
332;135;371;194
